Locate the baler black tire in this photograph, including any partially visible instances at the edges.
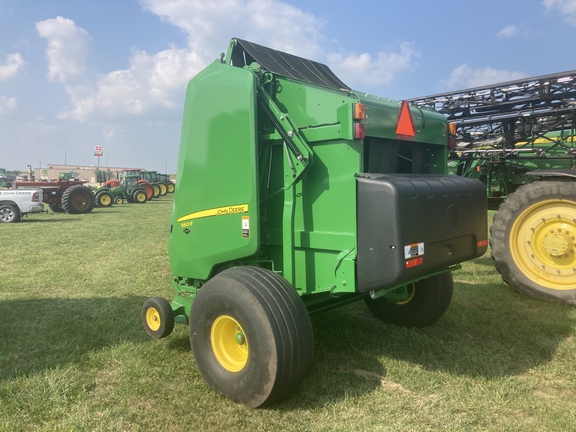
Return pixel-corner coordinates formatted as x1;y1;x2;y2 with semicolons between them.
95;190;113;208
132;189;147;203
364;272;453;328
490;181;576;304
189;266;314;408
62;185;95;214
0;204;20;223
142;297;174;339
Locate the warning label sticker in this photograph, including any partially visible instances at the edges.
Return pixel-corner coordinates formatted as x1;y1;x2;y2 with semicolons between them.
404;242;424;259
242;216;250;238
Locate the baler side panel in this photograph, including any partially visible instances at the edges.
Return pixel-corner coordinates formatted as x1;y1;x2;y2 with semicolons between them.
169;62;260;280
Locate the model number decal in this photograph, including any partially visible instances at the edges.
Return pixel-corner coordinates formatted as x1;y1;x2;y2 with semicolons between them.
176;204;249;223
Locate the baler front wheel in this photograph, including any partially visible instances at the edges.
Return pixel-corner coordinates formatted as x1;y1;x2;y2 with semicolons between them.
490;181;576;304
142;297;174;339
189;266;314;408
364;272;453;328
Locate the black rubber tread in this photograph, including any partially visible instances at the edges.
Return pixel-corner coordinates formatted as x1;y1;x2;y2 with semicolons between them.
158;183;168;196
364;272;454;328
0;204;20;223
151;184;160;198
490;181;576;304
167;183;175;193
114;196;124;205
132;188;147;203
61;185;95;214
49;203;65;213
95;190;113;208
189;266;314;408
142;297;174;339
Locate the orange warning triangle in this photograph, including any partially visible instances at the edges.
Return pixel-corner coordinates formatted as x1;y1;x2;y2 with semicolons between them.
395;100;415;140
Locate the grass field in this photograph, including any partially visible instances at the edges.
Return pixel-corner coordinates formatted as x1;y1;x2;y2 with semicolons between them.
1;197;575;431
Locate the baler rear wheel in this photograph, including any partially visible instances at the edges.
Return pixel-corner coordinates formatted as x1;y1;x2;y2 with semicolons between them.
490;181;576;304
189;266;314;408
0;204;20;223
95;190;113;208
364;272;453;328
62;185;95;214
142;297;174;339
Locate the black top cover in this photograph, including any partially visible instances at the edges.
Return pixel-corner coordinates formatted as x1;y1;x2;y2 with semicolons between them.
230;38;350;91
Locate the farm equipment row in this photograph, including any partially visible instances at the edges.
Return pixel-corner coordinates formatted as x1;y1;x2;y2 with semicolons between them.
407;69;576;304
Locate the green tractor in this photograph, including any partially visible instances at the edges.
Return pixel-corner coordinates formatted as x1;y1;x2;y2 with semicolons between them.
142;39;488;407
158;173;175;193
140;170;168;196
93;173;148;206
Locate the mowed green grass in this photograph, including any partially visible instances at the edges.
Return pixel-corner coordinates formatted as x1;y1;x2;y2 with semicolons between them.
1;201;575;431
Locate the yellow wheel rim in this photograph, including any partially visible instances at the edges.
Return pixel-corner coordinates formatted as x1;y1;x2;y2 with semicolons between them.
168;184;175;193
159;184;167;194
146;307;161;331
510;199;576;290
100;195;111;206
397;283;416;305
136;192;146;202
210;315;248;372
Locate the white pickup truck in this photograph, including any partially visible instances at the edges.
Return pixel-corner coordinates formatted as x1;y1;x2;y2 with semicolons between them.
0;189;45;223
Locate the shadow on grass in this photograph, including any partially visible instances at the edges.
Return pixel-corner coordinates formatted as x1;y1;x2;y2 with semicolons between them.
20;218;81;223
0;296;150;381
279;281;575;408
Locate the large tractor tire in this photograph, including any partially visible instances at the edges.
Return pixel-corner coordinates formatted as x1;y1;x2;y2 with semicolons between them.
140;184;154;200
62;185;95;214
95;190;113;208
0;204;20;223
189;266;314;408
158;183;168;196
151;184;161;198
142;297;174;339
167;182;175;193
132;188;147;203
364;272;453;328
490;181;576;304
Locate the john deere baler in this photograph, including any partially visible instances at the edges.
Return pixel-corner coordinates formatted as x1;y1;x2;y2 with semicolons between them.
142;38;488;408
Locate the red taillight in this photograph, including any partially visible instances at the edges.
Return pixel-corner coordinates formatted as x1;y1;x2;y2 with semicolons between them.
405;257;423;268
478;239;488;248
448;136;457;150
353;123;365;139
32;192;39;202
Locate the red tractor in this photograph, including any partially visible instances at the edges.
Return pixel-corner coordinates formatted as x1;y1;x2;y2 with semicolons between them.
15;179;95;214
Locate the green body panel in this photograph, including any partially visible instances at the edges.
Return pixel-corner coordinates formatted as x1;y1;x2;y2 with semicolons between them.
166;39;483;323
169;62;259;280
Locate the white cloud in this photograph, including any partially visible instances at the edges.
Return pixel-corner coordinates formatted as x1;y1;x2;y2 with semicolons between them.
140;0;326;60
0;96;18;114
36;16;92;82
544;0;576;25
440;64;527;89
327;43;420;89
61;46;204;121
497;24;518;38
0;53;25;81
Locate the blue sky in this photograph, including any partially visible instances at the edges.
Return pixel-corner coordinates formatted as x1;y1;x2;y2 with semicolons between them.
1;0;575;173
